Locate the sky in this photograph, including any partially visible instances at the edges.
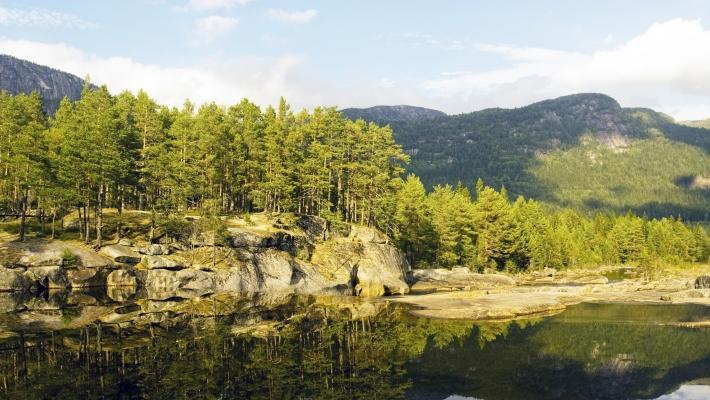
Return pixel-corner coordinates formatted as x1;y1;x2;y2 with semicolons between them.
3;1;710;119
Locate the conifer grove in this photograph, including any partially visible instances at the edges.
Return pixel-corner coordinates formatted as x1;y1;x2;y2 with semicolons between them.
1;85;708;270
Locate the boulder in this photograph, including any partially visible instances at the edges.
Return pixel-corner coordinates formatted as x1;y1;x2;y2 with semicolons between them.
107;270;137;287
137;269;218;300
17;248;64;267
142;255;184;270
24;266;70;289
100;245;141;264
228;229;265;248
228;228;304;256
0;267;31;292
67;268;110;288
349;225;389;244
411;268;516;293
694;275;710;289
253;249;296;292
138;244;171;256
354;243;410;296
296;214;330;241
118;238;134;247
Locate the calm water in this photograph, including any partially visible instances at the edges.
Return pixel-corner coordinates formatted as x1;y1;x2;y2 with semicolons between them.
0;291;709;400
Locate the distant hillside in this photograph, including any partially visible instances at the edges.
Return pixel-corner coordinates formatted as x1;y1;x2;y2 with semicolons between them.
0;54;87;114
681;118;710;129
345;93;710;220
340;105;446;123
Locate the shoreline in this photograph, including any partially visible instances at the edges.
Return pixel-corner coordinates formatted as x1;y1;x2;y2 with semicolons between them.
386;270;710;321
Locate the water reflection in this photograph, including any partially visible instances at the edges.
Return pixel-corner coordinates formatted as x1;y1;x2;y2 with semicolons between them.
0;291;708;400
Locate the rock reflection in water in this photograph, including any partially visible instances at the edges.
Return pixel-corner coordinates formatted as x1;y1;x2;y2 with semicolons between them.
0;292;708;400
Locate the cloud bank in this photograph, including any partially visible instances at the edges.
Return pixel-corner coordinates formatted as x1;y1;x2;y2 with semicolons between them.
423;18;710;119
3;19;710;119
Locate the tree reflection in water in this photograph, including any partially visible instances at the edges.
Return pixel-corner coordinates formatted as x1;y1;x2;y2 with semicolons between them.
0;294;707;400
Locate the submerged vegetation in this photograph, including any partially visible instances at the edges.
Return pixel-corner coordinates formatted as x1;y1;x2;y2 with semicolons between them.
0;87;707;272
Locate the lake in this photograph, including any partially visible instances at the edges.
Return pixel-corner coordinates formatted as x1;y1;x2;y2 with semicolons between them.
0;291;708;399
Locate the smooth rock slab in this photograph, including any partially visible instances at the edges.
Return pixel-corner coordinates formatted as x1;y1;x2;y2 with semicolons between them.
392;291;573;320
411;268;516;293
100;245;141;264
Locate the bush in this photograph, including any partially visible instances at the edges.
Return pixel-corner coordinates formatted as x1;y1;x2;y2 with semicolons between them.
62;249;78;267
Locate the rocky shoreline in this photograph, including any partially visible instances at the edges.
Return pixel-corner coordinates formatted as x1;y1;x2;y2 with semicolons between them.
1;214;708;321
0;215;410;312
392;268;710;320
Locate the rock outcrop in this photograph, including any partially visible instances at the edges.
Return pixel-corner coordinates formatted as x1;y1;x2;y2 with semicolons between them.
410;268;516;293
0;216;411;299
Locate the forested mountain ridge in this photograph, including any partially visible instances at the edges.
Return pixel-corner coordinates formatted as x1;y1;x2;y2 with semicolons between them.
344;93;710;220
340;105;446;123
0;54;87;114
681;117;710;129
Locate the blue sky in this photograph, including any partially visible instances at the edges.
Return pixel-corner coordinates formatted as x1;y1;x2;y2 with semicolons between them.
3;1;710;119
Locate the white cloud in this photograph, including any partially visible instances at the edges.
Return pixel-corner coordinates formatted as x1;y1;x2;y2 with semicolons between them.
267;9;318;24
193;15;238;44
188;0;253;11
6;19;710;120
422;18;710;119
0;38;307;109
0;7;95;29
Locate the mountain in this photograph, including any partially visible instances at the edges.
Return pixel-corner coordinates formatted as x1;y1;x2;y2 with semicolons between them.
343;93;710;220
0;54;86;114
681;118;710;129
340;105;446;123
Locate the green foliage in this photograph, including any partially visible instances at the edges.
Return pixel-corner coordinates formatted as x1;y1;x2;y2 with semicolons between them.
61;249;77;268
355;93;709;221
0;88;407;241
394;180;709;270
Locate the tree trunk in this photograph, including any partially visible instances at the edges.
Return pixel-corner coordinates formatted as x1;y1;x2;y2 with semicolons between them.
51;209;56;240
84;204;90;244
18;193;27;242
116;186;124;241
78;206;84;240
95;185;103;248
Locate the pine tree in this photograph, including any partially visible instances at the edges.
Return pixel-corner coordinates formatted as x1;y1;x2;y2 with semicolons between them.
395;175;436;266
473;182;521;269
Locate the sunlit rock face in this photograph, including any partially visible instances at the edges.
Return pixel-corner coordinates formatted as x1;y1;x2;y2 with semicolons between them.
0;217;410;299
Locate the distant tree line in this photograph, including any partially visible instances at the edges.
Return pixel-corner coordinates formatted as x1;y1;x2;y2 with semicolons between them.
0;86;707;270
395;176;709;270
